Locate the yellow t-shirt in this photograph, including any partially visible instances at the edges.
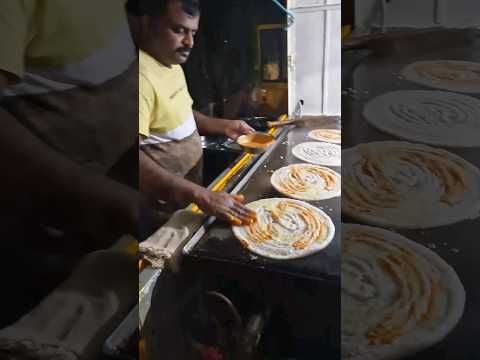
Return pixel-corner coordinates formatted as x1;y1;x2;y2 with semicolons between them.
0;0;137;172
139;50;197;145
0;0;135;95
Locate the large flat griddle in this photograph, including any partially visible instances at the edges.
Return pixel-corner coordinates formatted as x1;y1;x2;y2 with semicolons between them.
183;122;341;283
342;29;480;359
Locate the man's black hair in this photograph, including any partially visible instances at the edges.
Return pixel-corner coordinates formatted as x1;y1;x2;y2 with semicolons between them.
126;0;200;17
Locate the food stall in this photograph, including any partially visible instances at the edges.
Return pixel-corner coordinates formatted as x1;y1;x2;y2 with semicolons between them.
105;1;342;359
133;117;342;360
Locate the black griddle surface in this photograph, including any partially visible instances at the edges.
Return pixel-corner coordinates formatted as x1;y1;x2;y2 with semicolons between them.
342;30;480;359
186;125;341;283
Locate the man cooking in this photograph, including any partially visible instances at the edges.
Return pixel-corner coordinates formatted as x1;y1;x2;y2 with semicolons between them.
0;1;138;247
0;1;138;357
133;0;258;237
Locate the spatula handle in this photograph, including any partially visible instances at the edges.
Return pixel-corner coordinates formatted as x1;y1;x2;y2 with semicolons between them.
267;119;295;128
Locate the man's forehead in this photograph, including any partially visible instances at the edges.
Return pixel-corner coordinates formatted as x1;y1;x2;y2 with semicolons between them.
165;1;200;29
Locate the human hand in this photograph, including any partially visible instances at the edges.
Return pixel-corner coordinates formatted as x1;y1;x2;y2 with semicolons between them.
194;190;257;225
73;174;138;248
223;120;254;140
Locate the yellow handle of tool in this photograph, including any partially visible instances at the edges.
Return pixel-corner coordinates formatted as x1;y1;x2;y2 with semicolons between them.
139;339;146;360
111;234;138;255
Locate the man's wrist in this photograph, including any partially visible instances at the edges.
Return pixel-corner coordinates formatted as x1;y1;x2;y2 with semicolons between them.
177;179;205;206
208;117;228;136
202;113;227;133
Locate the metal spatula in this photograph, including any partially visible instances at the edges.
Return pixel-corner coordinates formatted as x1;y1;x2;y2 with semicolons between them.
267;115;340;128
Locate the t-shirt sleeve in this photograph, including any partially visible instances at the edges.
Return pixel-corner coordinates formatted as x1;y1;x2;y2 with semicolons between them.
0;1;29;79
139;73;155;137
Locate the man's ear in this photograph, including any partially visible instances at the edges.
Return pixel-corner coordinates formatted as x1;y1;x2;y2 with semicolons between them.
138;15;150;29
140;15;157;37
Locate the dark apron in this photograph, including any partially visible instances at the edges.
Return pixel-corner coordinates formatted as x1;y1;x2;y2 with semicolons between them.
140;130;203;239
2;62;138;174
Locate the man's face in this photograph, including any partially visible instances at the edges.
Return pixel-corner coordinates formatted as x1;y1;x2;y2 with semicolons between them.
145;1;200;66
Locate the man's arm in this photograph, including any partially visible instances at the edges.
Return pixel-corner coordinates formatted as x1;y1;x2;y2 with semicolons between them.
139;146;203;207
0;102;86;205
0;72;137;245
193;110;254;140
193;110;224;136
139;146;256;225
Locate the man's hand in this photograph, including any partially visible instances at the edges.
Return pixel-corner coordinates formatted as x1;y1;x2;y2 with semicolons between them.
194;190;257;225
73;174;138;248
141;143;257;226
223;120;254;140
193;110;254;139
